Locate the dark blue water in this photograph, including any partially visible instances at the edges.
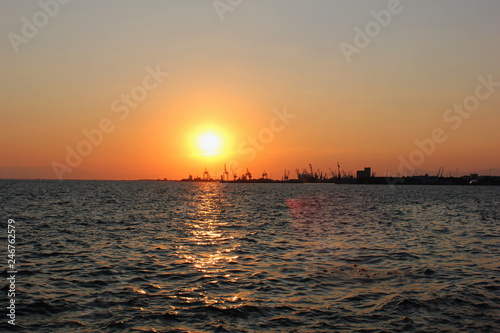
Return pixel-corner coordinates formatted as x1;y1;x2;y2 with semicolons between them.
1;180;499;332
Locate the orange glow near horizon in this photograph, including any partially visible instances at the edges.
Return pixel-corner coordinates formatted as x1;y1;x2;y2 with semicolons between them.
1;2;500;180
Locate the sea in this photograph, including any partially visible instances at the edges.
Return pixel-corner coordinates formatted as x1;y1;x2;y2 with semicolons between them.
1;180;499;332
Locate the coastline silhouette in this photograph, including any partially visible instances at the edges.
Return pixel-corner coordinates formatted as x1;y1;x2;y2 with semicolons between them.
175;164;500;185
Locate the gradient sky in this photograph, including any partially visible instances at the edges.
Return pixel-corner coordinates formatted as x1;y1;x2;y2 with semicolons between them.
1;0;499;180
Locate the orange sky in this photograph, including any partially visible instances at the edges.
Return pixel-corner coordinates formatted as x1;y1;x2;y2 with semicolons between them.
1;1;499;179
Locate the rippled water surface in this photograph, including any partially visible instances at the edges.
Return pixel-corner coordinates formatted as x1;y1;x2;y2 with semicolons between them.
1;180;499;332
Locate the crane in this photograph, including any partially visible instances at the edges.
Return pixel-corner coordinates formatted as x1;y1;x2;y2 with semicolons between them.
223;164;229;181
329;167;335;179
245;168;252;180
436;167;445;178
203;167;210;181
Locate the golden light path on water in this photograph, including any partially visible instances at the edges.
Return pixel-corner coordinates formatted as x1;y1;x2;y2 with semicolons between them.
173;184;246;308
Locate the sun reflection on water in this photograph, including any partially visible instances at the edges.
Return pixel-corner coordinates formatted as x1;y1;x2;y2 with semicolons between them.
157;183;259;311
176;183;241;292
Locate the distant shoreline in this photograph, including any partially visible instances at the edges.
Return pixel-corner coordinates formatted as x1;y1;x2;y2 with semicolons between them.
2;176;499;186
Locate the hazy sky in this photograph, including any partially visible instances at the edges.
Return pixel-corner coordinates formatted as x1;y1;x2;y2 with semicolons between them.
1;0;499;179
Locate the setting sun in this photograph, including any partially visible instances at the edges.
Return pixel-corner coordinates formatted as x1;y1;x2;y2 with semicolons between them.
198;132;222;156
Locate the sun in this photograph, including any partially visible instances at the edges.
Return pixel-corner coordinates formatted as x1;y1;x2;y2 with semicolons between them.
198;132;222;156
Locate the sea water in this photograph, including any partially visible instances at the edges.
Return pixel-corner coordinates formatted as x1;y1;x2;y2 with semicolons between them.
1;180;498;332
